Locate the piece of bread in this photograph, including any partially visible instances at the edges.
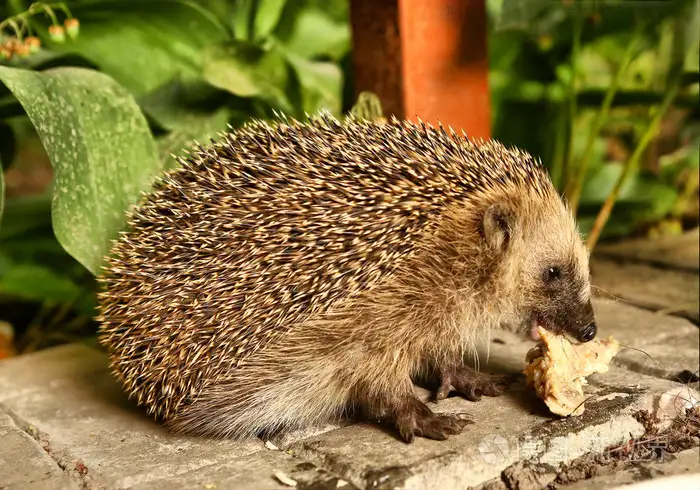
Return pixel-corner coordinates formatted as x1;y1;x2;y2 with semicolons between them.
523;327;620;416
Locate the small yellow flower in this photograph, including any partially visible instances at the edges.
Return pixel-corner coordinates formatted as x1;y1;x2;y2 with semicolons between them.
49;24;66;43
24;36;41;54
65;18;80;39
15;42;31;58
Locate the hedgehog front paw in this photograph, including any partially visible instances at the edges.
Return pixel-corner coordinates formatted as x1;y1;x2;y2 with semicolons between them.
435;366;514;402
394;397;472;443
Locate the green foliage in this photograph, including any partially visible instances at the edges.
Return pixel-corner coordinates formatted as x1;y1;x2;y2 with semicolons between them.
0;0;351;345
0;0;697;350
489;0;699;242
0;149;4;225
0;65;161;275
39;1;230;97
202;41;291;109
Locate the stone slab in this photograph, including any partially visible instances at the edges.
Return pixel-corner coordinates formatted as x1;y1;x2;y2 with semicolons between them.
593;299;699;381
561;447;700;490
0;298;697;489
591;258;699;323
0;411;77;490
283;352;697;489
129;448;355;490
595;228;700;272
0;344;264;489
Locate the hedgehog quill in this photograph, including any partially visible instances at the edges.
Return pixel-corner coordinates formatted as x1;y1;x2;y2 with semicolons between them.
97;113;598;443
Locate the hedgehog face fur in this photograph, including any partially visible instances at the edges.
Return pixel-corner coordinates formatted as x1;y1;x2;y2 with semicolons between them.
478;196;595;343
97;112;596;443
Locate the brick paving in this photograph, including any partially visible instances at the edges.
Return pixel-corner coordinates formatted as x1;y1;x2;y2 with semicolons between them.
1;230;698;489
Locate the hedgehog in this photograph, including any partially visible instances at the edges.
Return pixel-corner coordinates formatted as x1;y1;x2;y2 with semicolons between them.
96;112;597;443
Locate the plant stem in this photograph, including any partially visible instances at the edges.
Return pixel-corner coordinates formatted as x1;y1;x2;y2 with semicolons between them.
586;81;681;251
0;2;67;32
566;29;643;213
37;3;60;25
562;6;583;194
6;19;23;39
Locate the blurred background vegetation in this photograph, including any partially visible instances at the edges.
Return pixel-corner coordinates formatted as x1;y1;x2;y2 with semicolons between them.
0;0;698;355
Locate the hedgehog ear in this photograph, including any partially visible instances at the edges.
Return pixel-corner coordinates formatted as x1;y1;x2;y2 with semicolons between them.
482;204;513;252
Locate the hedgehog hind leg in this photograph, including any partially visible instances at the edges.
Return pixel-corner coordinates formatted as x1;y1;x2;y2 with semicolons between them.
166;363;349;440
354;382;473;443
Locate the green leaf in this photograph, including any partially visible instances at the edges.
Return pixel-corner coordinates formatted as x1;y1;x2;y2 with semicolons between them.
38;0;230;97
0;157;4;230
348;91;385;121
275;7;350;61
232;0;256;40
495;0;553;31
254;0;288;39
286;52;342;115
202;41;291;110
138;76;229;131
232;0;287;41
0;263;83;304
157;107;232;170
580;163;679;218
0;65;162;276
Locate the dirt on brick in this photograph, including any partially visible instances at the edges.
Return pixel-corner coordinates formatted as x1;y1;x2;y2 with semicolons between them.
481;406;700;490
550;407;699;488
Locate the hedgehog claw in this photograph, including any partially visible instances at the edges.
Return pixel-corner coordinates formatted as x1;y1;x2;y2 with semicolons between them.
435;365;513;403
394;397;472;443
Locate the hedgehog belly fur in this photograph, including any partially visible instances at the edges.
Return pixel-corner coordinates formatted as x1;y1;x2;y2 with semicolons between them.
96;112;564;439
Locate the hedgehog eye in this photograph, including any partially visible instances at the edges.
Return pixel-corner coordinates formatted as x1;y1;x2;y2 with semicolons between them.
545;267;561;282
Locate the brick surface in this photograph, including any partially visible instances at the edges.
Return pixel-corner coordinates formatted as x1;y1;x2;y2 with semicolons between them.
0;411;77;490
561;447;700;489
594;299;699;380
0;296;697;489
129;448;355;490
595;228;700;272
284;356;697;489
0;344;263;489
591;258;699;323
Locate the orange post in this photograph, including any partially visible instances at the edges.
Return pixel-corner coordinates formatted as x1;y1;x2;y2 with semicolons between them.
350;0;491;139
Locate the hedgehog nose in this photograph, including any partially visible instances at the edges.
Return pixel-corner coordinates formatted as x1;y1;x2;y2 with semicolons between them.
578;322;597;342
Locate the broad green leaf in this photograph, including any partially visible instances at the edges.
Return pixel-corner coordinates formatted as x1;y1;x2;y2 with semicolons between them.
298;0;349;23
197;0;238;21
580;163;679;219
138;76;229;131
254;0;288;39
495;0;554;31
580;163;634;204
232;0;256;40
286;52;342;115
0;263;83;304
157;107;232;170
202;42;291;110
678;0;700;72
232;0;287;41
38;0;229;97
0;65;162;276
348;91;385;121
275;7;350;61
0;158;4;229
